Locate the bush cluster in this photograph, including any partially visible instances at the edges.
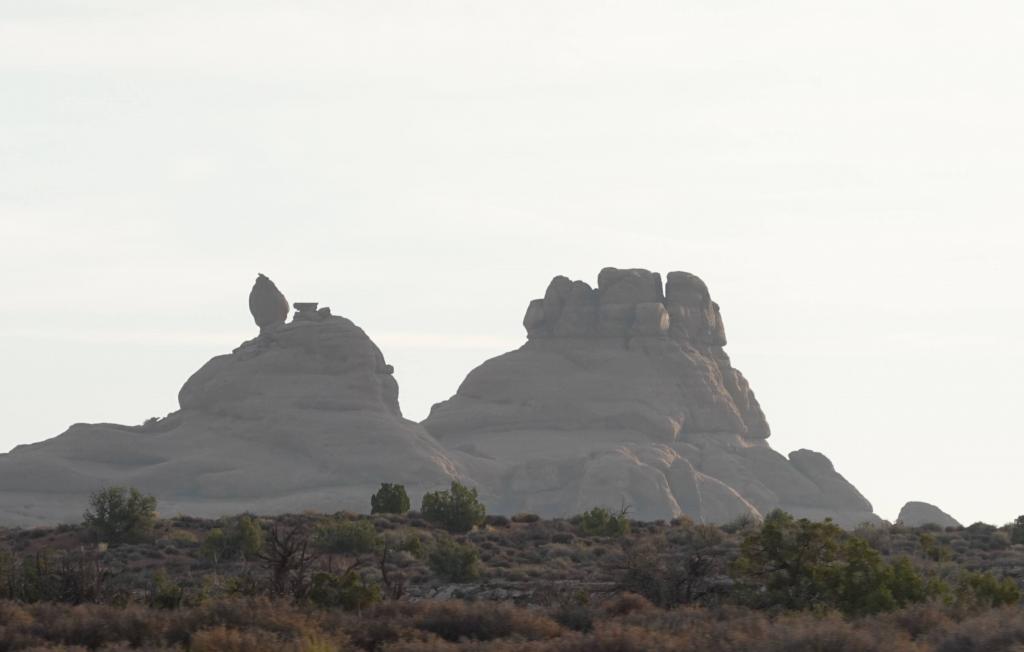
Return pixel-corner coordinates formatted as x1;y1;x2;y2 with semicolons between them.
1;483;1022;651
420;482;486;533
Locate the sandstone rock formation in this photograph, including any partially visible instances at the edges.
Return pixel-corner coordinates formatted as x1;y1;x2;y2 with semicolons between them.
0;276;464;526
424;268;878;527
897;501;961;528
248;273;289;331
0;269;880;529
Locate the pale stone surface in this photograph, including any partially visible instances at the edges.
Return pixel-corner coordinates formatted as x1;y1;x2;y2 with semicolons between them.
0;268;881;529
425;268;879;527
897;501;962;528
0;285;465;526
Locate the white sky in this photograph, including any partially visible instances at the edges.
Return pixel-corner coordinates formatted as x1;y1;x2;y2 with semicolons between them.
2;1;1022;525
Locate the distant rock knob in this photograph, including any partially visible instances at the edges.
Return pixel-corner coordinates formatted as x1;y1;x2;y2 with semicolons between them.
248;273;289;330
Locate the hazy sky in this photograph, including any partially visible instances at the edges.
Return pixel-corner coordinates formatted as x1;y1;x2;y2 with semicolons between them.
2;1;1023;525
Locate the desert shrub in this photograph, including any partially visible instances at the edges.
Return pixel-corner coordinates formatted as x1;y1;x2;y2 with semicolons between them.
955;570;1021;609
551;532;575;544
932;606;1024;652
602;592;655;617
395;531;426;559
853;523;893;554
512;513;540;524
552;590;594;632
199;528;229;565
415;600;562;642
309;571;381;611
883;602;954;641
421;482;486;534
427;536;480;582
149;570;184;610
190;625;341;652
231;515;265;560
619;524;730;608
720;512;760;534
988;530;1012;550
200;515;265;564
576;508;630;537
313;519;379;555
371;483;411;515
765;612;910;652
547;622;681;652
191;626;281;652
17;602;168;649
83;487;157;544
734;511;941;616
484;514;510;528
918;532;953;562
1011;515;1024;545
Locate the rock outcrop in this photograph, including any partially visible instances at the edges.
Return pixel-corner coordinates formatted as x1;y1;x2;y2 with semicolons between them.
897;502;961;528
424;268;878;527
0;275;464;526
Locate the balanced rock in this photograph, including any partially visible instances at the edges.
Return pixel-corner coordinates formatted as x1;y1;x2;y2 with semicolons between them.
424;267;878;527
248;273;289;330
0;280;465;526
897;501;961;528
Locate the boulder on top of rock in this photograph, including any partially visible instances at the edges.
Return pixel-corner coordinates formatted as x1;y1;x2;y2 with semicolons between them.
0;275;465;527
248;273;290;330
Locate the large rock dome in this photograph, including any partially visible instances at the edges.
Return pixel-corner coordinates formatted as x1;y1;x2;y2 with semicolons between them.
423;268;878;527
897;501;961;528
0;276;464;526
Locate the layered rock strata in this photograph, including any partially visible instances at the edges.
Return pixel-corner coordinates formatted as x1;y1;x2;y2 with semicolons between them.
424;268;878;527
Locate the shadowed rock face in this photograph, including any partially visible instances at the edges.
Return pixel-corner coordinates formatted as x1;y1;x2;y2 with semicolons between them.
248;273;289;330
0;276;464;527
898;501;961;528
424;268;878;527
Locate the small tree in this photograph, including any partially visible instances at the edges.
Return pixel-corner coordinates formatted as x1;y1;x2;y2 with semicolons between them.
200;528;229;565
233;515;265;560
83;486;157;544
371;483;411;515
732;510;842;611
421;482;486;533
428;536;480;582
257;521;319;598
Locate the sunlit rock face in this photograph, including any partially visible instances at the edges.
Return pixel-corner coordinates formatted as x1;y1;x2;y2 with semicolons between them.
0;276;464;526
424;267;878;527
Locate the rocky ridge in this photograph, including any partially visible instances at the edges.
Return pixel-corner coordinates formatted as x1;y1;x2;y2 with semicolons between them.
0;270;879;528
